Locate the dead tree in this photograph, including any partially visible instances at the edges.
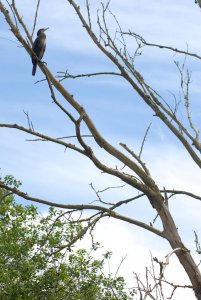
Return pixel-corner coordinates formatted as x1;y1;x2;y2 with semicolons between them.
0;1;201;298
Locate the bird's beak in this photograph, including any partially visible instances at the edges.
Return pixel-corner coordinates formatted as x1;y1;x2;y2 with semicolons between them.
44;27;49;31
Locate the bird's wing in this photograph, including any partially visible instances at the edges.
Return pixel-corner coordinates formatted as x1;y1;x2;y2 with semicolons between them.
42;44;46;58
32;37;46;60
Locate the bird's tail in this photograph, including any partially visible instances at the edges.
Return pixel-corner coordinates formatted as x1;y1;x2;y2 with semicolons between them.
32;64;37;76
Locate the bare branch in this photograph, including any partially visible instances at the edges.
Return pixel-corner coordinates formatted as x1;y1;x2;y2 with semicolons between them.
31;0;41;38
194;231;201;255
6;0;17;27
44;71;77;124
110;193;145;210
175;60;199;141
11;0;32;44
139;122;152;159
86;0;92;29
57;70;122;81
0;123;84;154
98;184;126;193
121;31;201;61
67;0;201;169
120;142;150;175
52;219;98;255
90;182;114;206
0;181;164;238
163;189;201;201
26;134;93;142
23;110;34;131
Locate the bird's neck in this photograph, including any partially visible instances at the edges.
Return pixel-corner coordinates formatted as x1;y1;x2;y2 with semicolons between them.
38;33;46;39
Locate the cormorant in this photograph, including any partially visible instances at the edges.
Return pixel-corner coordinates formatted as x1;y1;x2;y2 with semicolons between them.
32;28;49;76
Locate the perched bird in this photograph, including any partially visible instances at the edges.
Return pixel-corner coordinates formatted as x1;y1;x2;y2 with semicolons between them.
32;28;49;76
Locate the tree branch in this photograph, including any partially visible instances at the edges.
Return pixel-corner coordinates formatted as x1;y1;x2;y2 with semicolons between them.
0;123;84;154
57;71;122;82
31;0;41;38
0;181;164;238
121;31;201;61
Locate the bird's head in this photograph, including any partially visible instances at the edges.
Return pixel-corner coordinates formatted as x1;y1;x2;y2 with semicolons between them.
37;27;49;36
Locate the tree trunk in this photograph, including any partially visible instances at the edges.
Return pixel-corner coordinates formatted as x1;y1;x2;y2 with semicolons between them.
152;195;201;299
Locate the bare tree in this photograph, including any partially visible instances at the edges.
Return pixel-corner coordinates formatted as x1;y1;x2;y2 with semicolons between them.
0;1;201;298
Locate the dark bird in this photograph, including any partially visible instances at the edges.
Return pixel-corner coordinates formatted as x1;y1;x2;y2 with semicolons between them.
32;28;49;76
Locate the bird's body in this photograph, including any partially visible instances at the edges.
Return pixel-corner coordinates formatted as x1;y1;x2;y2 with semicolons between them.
32;28;49;76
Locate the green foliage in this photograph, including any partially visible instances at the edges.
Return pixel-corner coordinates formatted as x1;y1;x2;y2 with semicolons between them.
1;174;22;188
0;176;135;299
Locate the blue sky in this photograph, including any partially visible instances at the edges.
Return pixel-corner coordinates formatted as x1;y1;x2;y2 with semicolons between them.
1;1;201;298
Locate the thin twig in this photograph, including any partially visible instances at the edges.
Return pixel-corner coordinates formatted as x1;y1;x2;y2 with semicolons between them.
26;134;93;142
0;181;164;238
6;0;17;27
57;71;122;81
121;31;201;61
44;71;77;124
120;142;150;175
139;123;152;159
11;0;32;44
23;110;34;131
31;0;41;38
86;0;92;29
0;123;84;154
